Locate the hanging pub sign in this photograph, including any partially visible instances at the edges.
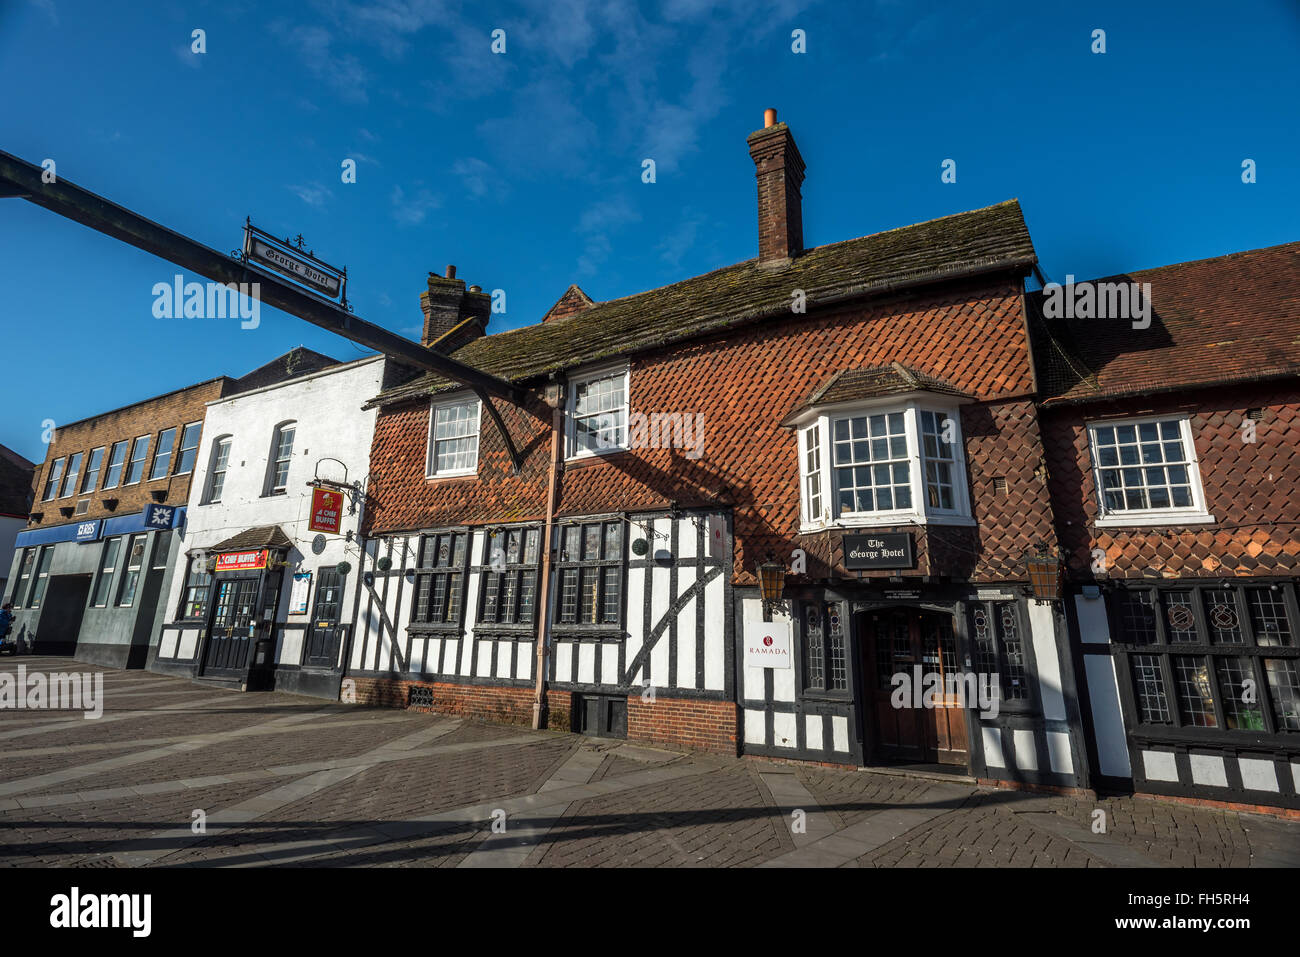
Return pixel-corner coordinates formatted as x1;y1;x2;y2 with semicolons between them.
216;549;268;572
843;532;916;570
308;487;343;535
242;221;346;301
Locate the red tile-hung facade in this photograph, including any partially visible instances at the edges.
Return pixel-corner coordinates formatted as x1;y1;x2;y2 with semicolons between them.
348;111;1080;796
366;278;1057;584
1032;241;1300;813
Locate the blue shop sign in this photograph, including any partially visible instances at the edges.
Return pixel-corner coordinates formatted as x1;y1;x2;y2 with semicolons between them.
143;504;178;530
74;519;102;543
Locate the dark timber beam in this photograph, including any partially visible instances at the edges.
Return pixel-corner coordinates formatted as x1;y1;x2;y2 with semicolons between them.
0;149;524;407
0;148;529;472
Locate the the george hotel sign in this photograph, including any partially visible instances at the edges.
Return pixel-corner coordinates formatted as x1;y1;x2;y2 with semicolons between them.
242;222;345;300
843;532;915;570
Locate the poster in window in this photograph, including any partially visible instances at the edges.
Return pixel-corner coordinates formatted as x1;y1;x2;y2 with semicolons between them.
290;572;312;615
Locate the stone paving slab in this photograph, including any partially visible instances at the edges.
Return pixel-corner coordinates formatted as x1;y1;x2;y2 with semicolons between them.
1;657;1297;868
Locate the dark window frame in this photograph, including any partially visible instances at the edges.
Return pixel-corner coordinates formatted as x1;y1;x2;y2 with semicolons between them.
799;599;850;698
177;555;213;621
12;548;35;606
27;546;54;609
1108;582;1300;738
553;516;626;634
91;536;122;608
966;600;1039;714
408;527;470;635
476;524;542;632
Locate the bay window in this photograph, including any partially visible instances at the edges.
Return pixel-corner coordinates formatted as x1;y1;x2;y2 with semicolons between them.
794;399;972;528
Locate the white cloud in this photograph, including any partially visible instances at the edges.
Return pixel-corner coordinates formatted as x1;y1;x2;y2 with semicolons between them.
391;184;441;225
289;183;333;207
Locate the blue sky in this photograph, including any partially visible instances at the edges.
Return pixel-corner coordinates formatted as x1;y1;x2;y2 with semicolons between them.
1;0;1297;464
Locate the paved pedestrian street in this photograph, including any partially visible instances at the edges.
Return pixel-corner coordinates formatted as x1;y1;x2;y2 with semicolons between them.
1;658;1297;869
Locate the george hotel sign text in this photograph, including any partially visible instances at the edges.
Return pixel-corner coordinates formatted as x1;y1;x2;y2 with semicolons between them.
843;532;915;570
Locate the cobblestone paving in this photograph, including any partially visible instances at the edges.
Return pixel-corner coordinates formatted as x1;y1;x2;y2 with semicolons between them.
1;657;1296;868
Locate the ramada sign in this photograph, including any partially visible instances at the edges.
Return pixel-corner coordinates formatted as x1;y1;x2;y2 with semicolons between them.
744;618;792;670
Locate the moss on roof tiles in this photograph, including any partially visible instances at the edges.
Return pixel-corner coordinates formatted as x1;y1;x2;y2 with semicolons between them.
368;199;1036;410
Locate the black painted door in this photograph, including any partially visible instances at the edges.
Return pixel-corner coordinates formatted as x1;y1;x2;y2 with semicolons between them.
304;568;344;668
203;577;259;675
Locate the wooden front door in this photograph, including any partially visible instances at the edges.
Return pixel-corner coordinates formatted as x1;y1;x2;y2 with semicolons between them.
863;608;969;766
304;568;345;668
203;576;260;676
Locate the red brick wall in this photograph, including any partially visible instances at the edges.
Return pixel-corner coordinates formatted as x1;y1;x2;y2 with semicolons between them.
365;277;1052;584
627;695;738;755
344;676;575;731
345;676;736;755
29;378;231;528
1044;384;1300;579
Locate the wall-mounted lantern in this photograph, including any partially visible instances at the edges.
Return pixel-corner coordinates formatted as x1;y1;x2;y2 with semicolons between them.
757;554;788;622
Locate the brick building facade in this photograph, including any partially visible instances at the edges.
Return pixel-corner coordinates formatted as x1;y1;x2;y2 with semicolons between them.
3;348;339;668
347;112;1088;792
1033;242;1300;811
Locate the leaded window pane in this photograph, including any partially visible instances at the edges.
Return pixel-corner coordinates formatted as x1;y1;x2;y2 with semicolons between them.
1215;657;1265;731
1203;589;1243;644
1264;659;1300;731
1118;590;1158;645
1172;656;1217;727
1131;654;1172;724
1246;587;1292;647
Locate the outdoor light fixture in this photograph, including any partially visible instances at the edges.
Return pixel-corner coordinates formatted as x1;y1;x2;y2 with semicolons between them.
1024;543;1062;602
757;554;787;622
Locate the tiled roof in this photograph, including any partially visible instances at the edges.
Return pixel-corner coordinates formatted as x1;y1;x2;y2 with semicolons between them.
780;363;972;425
1029;240;1300;405
369;199;1036;409
230;347;340;394
0;444;34;518
209;525;294;553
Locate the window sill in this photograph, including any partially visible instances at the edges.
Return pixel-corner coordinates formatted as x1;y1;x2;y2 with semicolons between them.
1094;512;1216;529
424;470;478;483
407;623;465;637
564;448;631;469
552;627;627;640
799;513;976;533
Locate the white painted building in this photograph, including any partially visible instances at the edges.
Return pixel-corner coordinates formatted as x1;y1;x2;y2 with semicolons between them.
151;354;396;697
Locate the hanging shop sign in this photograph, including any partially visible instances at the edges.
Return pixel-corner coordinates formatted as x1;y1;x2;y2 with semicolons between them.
308;487;343;535
243;221;346;301
743;617;792;670
216;549;268;572
843;532;915;570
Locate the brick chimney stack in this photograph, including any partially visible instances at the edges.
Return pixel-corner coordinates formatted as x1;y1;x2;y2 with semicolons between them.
420;265;490;353
747;108;806;265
